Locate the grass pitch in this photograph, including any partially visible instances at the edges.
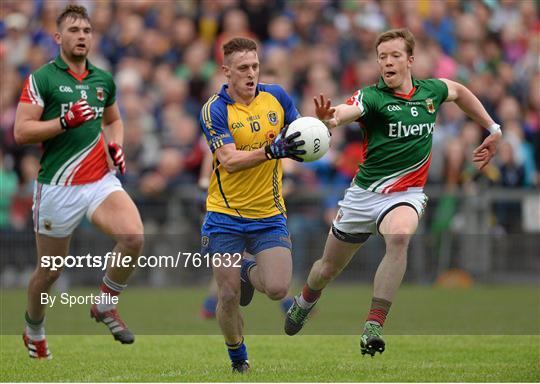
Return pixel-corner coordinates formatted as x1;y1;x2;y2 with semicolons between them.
1;335;539;382
1;284;539;381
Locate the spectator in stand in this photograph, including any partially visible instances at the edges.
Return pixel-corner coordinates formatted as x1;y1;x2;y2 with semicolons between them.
263;14;300;54
0;150;18;230
0;0;538;232
213;8;257;64
422;0;456;55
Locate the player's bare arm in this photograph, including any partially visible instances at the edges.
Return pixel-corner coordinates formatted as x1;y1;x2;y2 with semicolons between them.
102;102;124;145
314;94;361;129
215;143;268;173
15;98;95;145
14;103;62;145
215;127;306;173
198;146;213;189
102;102;126;175
440;78;502;170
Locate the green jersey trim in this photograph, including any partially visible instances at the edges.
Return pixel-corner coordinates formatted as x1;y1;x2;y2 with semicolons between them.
29;74;45;107
366;151;431;193
53;55;99;72
50;133;101;185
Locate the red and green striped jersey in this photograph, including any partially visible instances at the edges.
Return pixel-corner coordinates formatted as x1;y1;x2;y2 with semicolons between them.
19;55;116;185
346;77;448;193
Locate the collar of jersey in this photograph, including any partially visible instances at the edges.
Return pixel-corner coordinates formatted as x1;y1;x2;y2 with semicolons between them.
218;84;261;105
377;76;420;93
53;55;96;72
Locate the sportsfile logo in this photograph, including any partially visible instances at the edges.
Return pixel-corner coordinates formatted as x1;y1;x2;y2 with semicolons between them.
40;252;242;271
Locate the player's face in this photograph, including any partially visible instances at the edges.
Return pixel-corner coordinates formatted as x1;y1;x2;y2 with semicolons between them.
55;17;93;61
376;38;414;89
223;50;260;102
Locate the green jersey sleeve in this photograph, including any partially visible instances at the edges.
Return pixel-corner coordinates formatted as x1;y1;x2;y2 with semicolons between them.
422;79;449;108
20;67;51;108
345;86;378;120
103;71;116;107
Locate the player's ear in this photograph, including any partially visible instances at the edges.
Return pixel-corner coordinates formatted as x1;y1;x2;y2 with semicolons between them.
407;55;414;67
222;64;231;79
54;31;62;46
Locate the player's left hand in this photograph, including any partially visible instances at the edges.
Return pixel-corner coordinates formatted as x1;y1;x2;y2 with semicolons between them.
265;126;306;162
473;132;501;170
108;142;126;175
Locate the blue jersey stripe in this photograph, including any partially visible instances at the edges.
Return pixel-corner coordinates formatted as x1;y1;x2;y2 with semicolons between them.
214;166;230;208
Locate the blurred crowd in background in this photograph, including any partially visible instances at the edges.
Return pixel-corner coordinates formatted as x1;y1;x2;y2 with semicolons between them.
1;0;539;234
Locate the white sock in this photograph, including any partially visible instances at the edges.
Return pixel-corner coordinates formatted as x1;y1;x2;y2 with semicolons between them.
96;293;117;312
97;275;126;312
25;324;45;341
297;294;317;310
366;320;382;327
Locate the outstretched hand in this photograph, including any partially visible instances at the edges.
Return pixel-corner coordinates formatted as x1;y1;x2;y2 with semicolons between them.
473;132;501;170
314;94;337;128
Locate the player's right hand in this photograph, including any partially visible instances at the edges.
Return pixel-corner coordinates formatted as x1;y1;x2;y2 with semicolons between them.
60;99;95;130
265;126;306;162
314;93;336;128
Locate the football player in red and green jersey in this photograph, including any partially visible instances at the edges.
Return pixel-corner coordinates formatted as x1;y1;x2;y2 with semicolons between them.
284;29;501;356
14;5;144;359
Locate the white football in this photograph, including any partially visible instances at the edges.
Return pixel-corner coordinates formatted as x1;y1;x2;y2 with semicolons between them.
286;117;331;162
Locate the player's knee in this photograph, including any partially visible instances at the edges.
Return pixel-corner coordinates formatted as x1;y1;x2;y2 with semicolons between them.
385;232;411;251
118;233;144;253
36;268;62;285
265;284;288;301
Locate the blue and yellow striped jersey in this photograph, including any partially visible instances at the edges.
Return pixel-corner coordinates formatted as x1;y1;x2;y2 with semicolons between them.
199;83;300;219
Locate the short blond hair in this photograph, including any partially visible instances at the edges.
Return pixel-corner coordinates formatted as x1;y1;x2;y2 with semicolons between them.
223;38;257;58
375;28;415;57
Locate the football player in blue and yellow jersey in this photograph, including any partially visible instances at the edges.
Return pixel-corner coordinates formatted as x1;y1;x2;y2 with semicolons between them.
199;37;305;373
